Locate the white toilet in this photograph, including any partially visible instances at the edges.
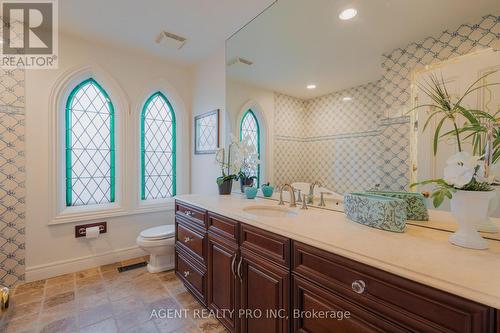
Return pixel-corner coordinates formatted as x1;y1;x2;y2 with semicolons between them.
136;225;175;273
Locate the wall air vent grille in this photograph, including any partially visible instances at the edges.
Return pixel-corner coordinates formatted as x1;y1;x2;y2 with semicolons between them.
227;57;253;67
155;30;187;49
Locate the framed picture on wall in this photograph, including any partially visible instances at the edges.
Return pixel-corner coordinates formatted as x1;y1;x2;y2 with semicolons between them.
194;109;220;154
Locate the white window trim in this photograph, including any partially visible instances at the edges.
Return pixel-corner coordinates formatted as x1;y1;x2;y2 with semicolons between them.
48;65;129;225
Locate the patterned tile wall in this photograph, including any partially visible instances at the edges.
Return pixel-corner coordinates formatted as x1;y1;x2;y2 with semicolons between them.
274;82;385;192
273;14;500;193
381;14;500;118
304;81;382;136
0;68;25;288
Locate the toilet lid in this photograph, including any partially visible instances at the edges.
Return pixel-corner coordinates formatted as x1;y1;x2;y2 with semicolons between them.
140;225;175;240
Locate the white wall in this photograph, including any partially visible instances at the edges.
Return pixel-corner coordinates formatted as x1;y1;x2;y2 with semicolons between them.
24;34;193;281
191;47;226;195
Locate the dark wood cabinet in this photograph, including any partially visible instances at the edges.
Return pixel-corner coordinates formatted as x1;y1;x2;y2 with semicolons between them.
207;233;239;332
293;241;495;333
293;275;405;333
175;200;499;333
175;246;207;305
240;249;289;333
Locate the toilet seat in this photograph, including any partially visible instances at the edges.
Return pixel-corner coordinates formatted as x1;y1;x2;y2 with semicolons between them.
139;225;175;241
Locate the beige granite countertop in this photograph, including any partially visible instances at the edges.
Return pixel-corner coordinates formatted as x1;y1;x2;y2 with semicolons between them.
176;193;500;309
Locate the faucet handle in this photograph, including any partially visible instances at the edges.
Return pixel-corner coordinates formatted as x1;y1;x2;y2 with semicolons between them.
295;189;302;203
300;194;308;210
319;192;329;207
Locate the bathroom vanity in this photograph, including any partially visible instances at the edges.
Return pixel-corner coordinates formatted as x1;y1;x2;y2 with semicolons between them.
174;194;500;333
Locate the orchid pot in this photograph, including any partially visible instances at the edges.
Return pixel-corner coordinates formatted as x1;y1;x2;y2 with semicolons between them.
449;190;496;250
239;176;255;193
412;152;497;250
218;178;233;195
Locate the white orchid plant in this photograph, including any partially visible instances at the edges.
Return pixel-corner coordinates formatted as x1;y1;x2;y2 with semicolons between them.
412;151;497;208
232;135;261;181
214;135;261;186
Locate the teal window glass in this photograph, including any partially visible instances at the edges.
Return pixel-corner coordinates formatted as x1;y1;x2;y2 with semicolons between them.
239;109;260;186
141;92;176;200
65;78;115;206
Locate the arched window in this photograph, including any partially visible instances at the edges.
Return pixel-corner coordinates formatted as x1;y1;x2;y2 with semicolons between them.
66;78;115;206
240;109;260;186
141;92;176;200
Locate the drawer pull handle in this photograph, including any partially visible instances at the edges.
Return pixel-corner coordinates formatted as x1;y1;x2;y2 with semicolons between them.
231;254;237;276
183;270;190;278
237;256;243;282
184;236;193;243
184;210;194;217
351;280;366;294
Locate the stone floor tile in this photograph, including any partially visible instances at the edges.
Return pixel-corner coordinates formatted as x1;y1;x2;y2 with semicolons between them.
39;315;77;333
79;318;117;333
77;302;113;328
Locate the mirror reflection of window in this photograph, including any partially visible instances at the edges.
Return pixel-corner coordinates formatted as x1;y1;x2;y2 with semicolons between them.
240;109;261;186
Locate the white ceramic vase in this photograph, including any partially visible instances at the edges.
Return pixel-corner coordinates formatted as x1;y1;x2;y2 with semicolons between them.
449;190;496;250
476;186;499;233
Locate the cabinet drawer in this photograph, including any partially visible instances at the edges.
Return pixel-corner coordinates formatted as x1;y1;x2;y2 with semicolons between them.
175;201;207;230
293;275;406;333
175;248;207;305
293;241;494;333
176;221;206;266
240;224;290;268
207;212;239;242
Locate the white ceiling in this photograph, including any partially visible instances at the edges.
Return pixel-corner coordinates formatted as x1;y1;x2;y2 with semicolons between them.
59;0;276;64
227;0;500;99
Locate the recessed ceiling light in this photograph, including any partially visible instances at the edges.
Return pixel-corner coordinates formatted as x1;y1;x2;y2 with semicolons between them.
342;96;353;101
307;84;316;90
339;8;357;20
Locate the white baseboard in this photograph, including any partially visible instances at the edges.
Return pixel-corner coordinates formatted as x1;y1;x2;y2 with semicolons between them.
25;246;148;282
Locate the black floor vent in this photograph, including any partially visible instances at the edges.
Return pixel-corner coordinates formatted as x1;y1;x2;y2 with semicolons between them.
117;261;147;272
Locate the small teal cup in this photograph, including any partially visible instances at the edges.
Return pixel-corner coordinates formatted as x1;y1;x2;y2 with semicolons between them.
244;186;258;199
261;185;274;197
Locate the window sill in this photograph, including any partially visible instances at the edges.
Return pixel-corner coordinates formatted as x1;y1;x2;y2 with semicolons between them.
49;203;175;225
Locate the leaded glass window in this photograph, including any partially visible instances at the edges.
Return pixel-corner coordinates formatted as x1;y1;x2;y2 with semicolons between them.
66;78;115;206
240;109;260;186
141;92;176;200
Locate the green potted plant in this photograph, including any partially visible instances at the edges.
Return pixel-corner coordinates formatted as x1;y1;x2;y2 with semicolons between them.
215;144;238;195
409;71;499;249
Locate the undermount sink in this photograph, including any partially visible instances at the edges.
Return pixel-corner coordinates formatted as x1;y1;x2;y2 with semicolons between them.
242;205;298;218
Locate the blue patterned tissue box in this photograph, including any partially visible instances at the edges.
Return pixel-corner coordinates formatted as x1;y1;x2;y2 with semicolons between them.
344;193;407;233
365;190;429;221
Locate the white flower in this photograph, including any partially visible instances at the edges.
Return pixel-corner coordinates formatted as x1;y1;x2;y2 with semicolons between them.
443;152;480;188
444;164;475;188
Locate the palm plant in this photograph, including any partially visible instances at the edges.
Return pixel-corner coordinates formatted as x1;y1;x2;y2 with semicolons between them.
408;71;499;155
408;71;499;207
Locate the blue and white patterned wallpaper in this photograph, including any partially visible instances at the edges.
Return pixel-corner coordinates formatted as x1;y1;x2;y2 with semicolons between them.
274;14;500;193
0;68;25;288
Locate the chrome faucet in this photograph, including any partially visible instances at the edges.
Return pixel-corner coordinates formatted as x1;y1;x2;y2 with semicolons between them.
279;184;297;207
308;181;322;204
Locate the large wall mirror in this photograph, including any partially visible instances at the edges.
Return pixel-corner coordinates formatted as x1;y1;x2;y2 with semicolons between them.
225;0;500;226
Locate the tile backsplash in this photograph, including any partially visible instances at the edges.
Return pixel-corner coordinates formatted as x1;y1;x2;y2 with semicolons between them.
0;68;25;288
273;14;500;194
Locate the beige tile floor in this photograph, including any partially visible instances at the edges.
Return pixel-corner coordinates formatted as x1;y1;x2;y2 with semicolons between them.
0;257;229;333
